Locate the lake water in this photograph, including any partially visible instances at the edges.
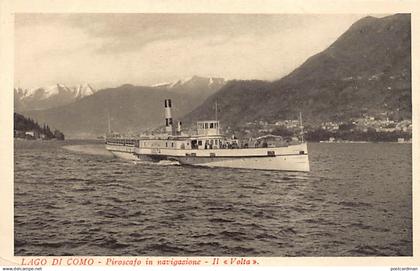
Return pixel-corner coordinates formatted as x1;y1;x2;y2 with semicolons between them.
14;140;412;256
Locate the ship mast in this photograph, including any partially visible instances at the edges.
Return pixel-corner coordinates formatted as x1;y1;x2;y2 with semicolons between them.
299;112;304;143
215;99;218;121
107;111;111;134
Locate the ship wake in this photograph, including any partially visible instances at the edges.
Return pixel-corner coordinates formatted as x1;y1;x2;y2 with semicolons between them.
133;160;181;166
63;144;114;157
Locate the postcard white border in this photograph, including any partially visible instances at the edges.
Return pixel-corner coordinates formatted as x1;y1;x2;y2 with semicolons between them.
0;0;419;267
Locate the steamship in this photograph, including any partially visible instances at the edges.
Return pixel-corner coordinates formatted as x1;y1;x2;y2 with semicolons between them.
105;99;310;172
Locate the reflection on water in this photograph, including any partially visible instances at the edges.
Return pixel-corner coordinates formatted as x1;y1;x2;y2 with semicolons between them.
14;140;412;256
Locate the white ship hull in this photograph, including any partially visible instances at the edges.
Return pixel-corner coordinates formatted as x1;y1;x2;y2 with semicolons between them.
175;153;309;171
135;142;310;172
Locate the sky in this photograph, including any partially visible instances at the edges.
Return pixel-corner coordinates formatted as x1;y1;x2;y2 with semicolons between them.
15;13;375;90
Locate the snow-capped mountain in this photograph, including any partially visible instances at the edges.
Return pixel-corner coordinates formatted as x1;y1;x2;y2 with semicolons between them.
152;76;226;96
14;83;97;111
74;83;96;99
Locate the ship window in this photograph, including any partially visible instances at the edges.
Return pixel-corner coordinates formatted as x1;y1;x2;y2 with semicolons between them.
205;123;208;129
166;142;168;147
210;123;214;128
267;151;275;157
172;142;174;147
198;140;202;146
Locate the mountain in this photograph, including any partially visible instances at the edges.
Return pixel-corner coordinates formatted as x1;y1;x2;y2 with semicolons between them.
22;15;411;137
14;112;65;140
152;76;225;104
23;84;195;138
14;83;96;111
73;83;96;99
183;14;411;127
22;77;225;138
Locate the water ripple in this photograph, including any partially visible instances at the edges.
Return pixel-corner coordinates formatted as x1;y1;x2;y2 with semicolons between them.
14;141;413;256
